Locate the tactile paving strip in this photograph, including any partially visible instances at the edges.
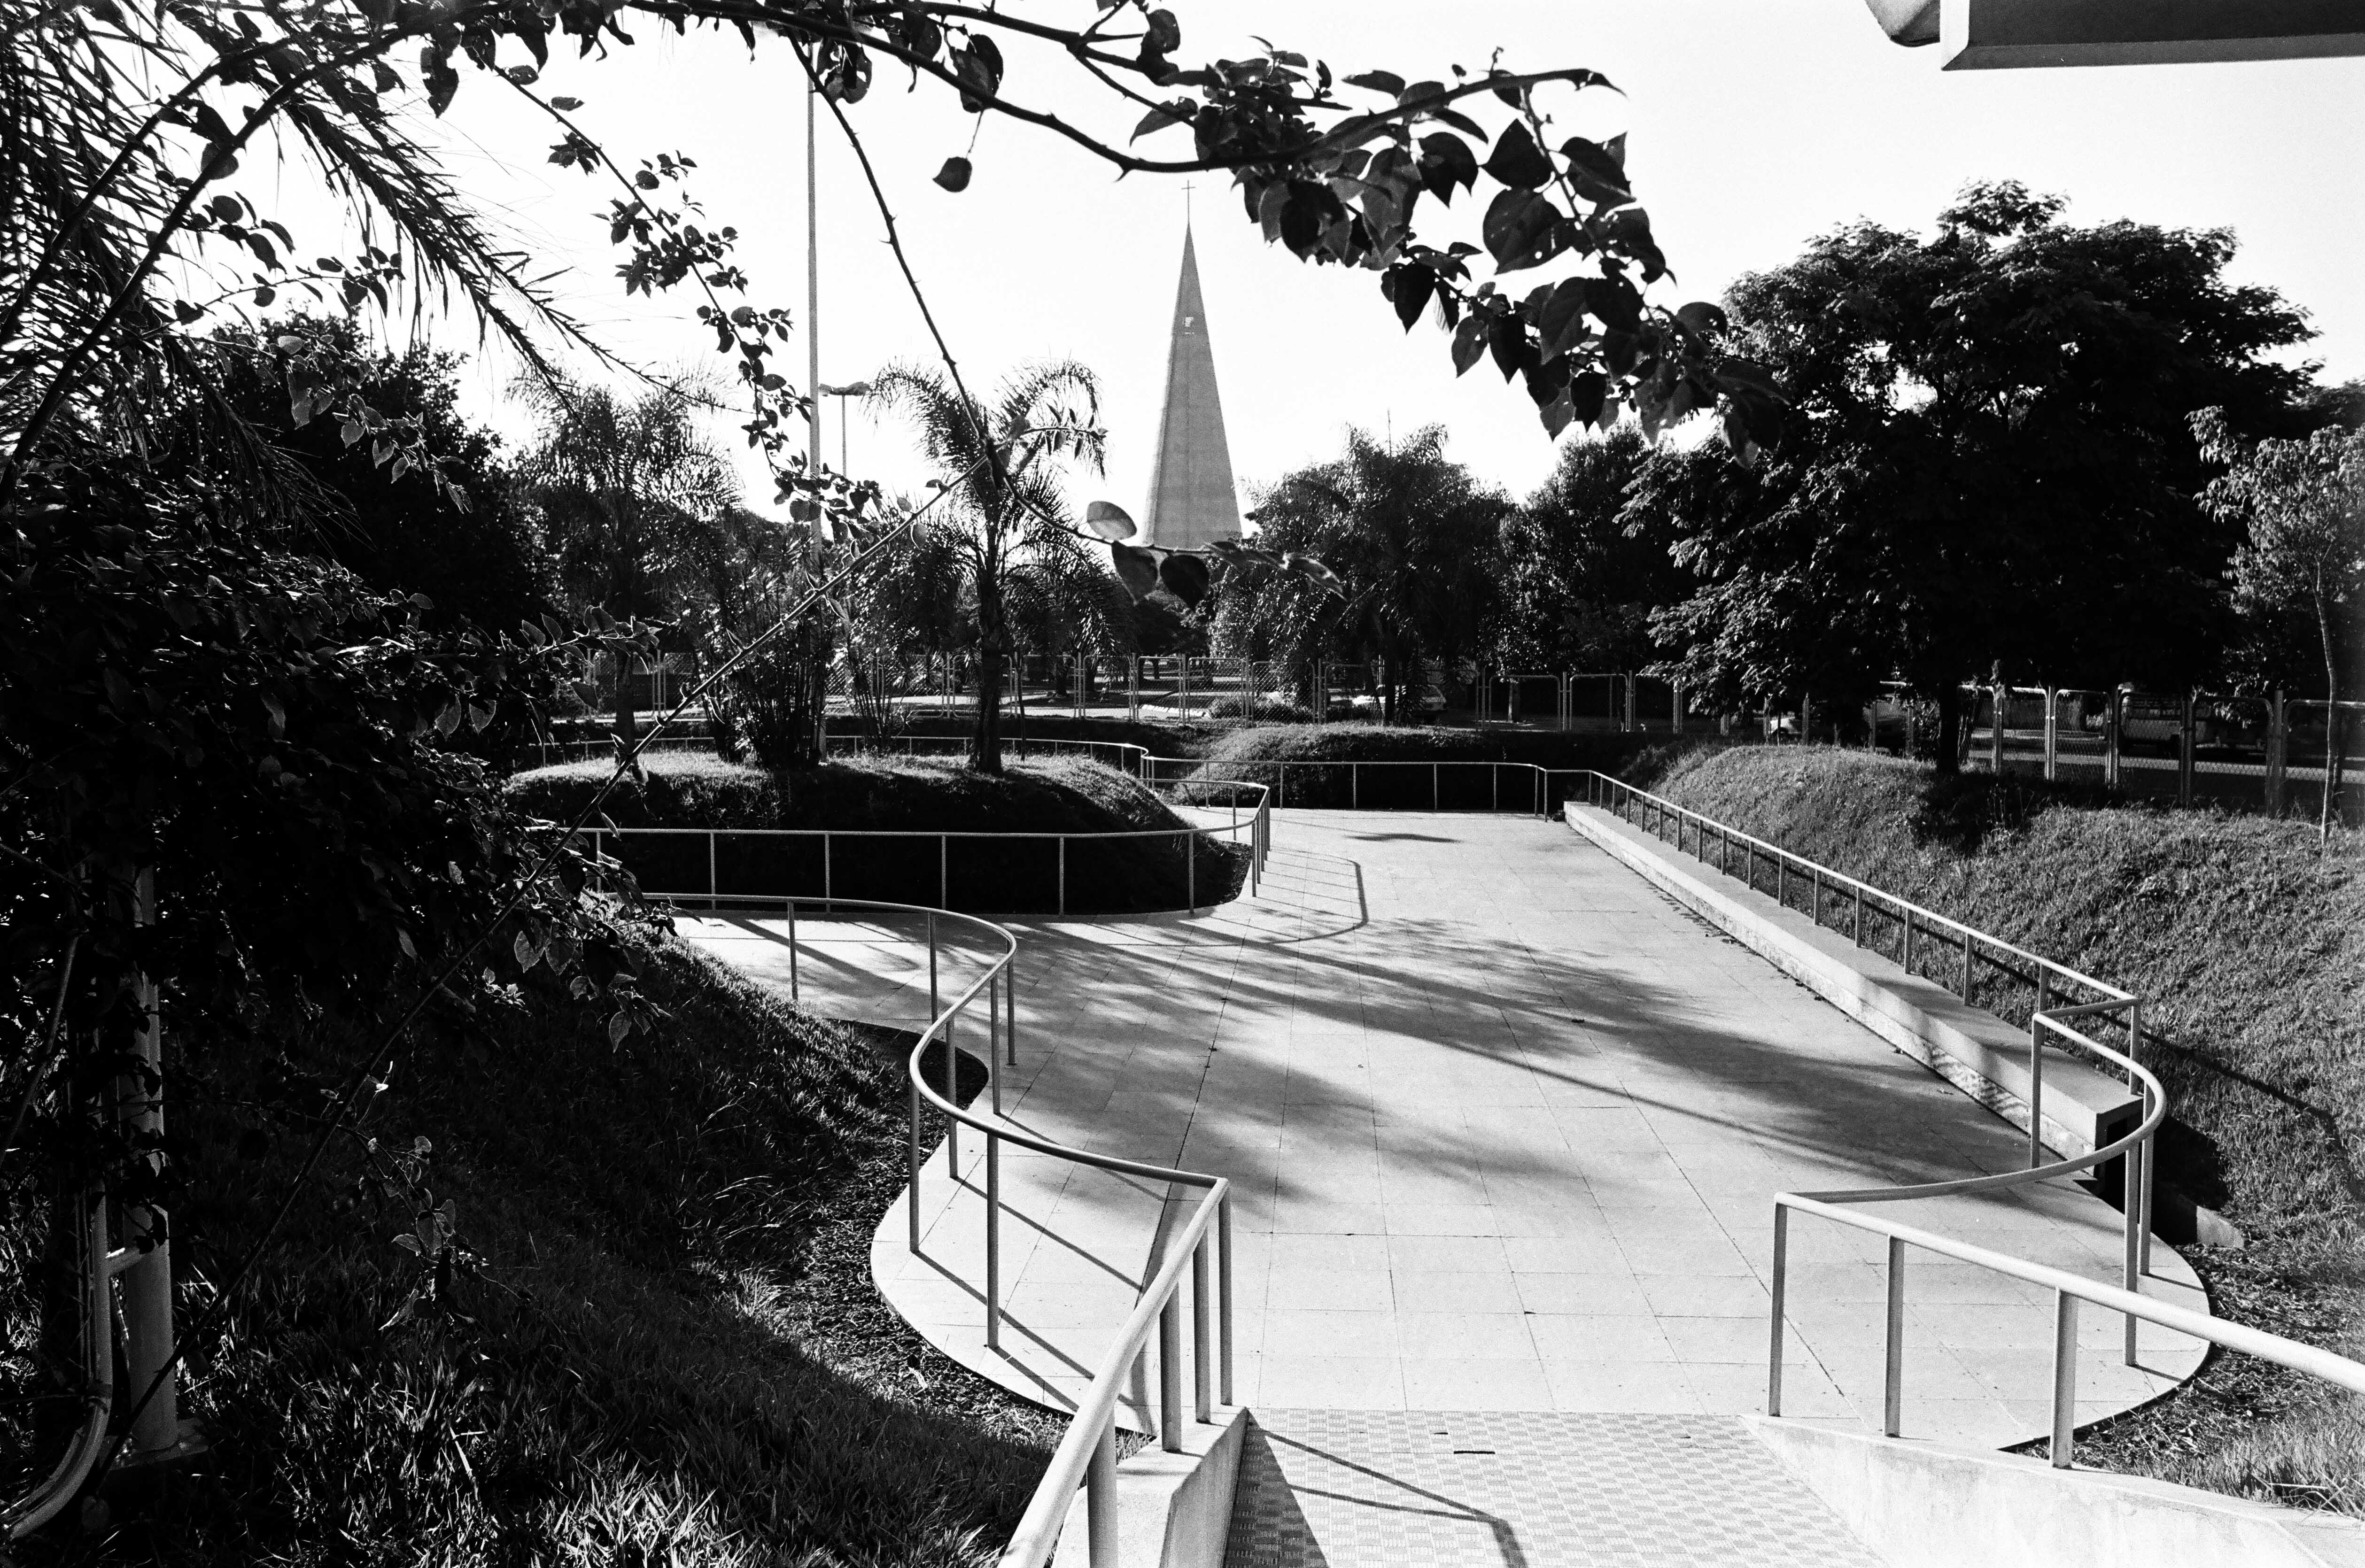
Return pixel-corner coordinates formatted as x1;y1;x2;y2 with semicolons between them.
1224;1411;1884;1567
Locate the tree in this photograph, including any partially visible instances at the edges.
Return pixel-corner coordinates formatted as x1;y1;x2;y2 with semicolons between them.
517;380;744;741
1214;426;1508;722
868;360;1110;772
1630;182;2315;771
1497;425;1688;671
178;321;556;631
2194;410;2365;835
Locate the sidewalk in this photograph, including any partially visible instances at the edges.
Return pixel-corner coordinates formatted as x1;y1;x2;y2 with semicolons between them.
682;811;2208;1449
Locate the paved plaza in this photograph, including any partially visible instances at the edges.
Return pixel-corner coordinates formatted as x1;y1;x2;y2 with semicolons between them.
682;810;2208;1452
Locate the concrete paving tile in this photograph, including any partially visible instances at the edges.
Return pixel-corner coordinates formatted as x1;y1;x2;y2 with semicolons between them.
1400;1359;1557;1410
1394;1270;1526;1315
1526;1313;1678;1363
1264;1268;1390;1312
1394;1313;1539;1361
1513;1272;1655;1317
1640;1275;1775;1318
1256;1355;1404;1408
1385;1235;1508;1274
1263;1308;1400;1358
1543;1362;1705;1414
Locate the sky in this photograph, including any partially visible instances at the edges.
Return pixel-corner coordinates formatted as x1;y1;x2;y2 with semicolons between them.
385;1;2365;523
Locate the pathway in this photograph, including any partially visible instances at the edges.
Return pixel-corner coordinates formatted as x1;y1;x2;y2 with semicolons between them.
682;811;2207;1452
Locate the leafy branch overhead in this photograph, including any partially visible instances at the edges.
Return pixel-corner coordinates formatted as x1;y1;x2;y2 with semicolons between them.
3;0;1774;553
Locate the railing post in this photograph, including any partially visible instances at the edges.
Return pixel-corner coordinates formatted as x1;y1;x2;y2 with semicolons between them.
2266;689;2287;815
1186;833;1196;916
1087;1420;1119;1567
1057;836;1067;917
1768;1203;1789;1417
2179;692;2196;807
1158;1294;1183;1452
928;911;939;1018
940;835;949;909
1193;1235;1212;1422
908;1076;923;1252
2044;687;2059;781
1884;1236;1907;1437
708;831;718;909
1904;906;1916;973
1352;763;1359;811
989;973;1002;1114
1991;682;2006;776
1962;929;1975;1003
787;899;800;1000
1853;884;1864;946
1219;1192;1235;1406
2051;1290;2078;1468
2107;687;2124;789
1007;949;1019;1065
2028;1012;2047;1169
824;831;833;910
985;1132;1002;1349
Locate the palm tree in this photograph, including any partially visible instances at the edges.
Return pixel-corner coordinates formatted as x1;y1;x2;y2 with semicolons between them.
517;379;744;740
1215;425;1508;722
868;360;1108;771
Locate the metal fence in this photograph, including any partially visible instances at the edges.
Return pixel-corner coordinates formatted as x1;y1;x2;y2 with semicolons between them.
584;780;1270;919
1962;685;2364;822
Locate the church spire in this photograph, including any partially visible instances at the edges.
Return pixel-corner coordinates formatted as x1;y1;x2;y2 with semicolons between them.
1142;225;1241;553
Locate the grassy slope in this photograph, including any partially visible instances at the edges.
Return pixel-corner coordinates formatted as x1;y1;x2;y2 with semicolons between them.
29;922;1050;1567
507;753;1243;913
1636;743;2365;1506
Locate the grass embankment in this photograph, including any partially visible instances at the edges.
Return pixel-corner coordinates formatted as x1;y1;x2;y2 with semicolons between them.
1191;723;1672;809
1634;743;2365;1509
507;752;1246;913
8;922;1043;1566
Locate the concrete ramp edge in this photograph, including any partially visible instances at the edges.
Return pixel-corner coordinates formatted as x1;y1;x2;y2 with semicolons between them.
1745;1416;2365;1568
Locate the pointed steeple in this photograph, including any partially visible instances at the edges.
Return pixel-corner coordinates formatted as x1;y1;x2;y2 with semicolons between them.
1142;226;1241;553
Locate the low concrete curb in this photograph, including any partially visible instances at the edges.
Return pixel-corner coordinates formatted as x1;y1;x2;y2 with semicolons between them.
1563;803;2139;1160
1051;1407;1250;1568
1747;1416;2365;1567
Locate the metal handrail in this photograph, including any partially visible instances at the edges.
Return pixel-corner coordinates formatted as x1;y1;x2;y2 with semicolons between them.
1555;772;2322;1464
1772;1193;2365;1470
1146;755;1564;818
1578;770;2134;1009
640;883;1234;1568
583;777;1270;918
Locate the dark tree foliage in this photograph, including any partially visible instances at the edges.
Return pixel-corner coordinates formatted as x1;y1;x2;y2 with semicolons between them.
1630;182;2316;769
1496;425;1689;670
182;322;555;632
1213;426;1508;721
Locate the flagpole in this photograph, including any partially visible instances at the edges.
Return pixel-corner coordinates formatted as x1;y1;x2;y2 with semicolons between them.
806;71;830;758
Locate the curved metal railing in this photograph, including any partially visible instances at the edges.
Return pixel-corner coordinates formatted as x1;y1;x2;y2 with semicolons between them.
613;879;1237;1568
1566;768;2365;1469
581;775;1270;918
